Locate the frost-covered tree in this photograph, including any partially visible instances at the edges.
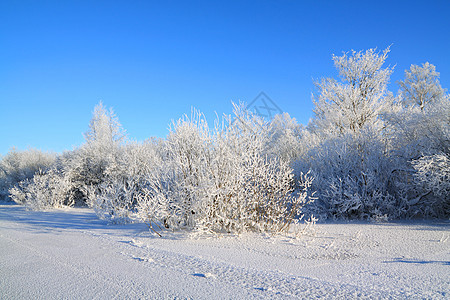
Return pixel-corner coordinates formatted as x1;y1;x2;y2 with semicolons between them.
300;48;397;219
385;94;449;217
311;47;394;136
399;62;446;110
84;101;126;150
62;102;127;206
4;102;127;209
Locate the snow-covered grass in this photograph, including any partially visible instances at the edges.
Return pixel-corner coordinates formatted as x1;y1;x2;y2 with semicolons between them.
1;203;448;299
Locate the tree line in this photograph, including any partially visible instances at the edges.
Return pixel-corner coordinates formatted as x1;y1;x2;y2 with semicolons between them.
1;47;448;234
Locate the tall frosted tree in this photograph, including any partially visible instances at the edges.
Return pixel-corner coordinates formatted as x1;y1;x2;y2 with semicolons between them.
84;101;126;151
311;47;394;136
62;102;127;206
399;62;445;110
302;48;398;219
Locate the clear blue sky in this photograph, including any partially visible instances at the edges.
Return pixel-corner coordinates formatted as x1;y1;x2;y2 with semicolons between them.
1;0;449;155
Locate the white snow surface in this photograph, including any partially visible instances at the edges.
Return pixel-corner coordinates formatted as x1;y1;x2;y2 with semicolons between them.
1;204;449;299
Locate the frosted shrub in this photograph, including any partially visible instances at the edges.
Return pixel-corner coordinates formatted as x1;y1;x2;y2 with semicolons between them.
136;110;215;231
59;148;107;206
213;105;313;233
300;129;396;219
0;148;56;201
136;106;313;235
90;141;161;224
410;154;450;217
90;180;135;224
413;154;450;198
266;113;304;164
9;168;70;210
385;94;449;217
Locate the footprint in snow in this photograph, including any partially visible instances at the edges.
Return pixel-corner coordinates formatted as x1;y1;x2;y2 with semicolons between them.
130;239;145;247
193;272;215;279
132;256;154;262
255;287;273;292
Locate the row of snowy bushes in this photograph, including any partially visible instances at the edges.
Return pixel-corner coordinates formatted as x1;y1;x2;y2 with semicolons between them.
1;47;448;230
2;104;314;234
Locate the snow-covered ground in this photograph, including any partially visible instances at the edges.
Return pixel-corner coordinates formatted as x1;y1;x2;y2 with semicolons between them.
0;204;448;299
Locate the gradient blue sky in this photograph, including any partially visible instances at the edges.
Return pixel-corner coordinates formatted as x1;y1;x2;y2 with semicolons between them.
1;0;449;155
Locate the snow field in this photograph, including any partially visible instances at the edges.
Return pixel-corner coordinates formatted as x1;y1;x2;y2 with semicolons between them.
1;204;449;299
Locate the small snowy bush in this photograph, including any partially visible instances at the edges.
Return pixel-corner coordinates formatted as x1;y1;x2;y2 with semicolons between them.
89;140;161;224
9;168;70;210
410;153;450;217
0;148;56;201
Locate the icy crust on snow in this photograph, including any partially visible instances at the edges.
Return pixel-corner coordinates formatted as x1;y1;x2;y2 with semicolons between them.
1;204;449;299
